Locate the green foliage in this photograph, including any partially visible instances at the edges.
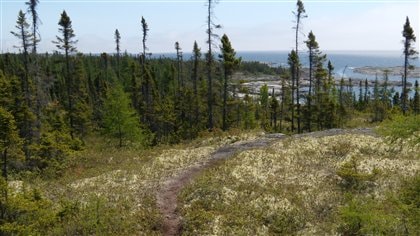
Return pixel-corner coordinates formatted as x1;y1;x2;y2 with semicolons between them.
376;114;420;143
0;177;55;235
239;61;278;75
262;209;305;235
242;90;257;130
103;84;149;147
54;10;77;54
402;17;418;114
2;2;420;233
338;174;420;235
0;107;24;179
28;101;76;177
10;10;33;53
53;195;160;235
338;195;398;235
71;55;93;138
259;84;269;129
337;156;379;191
369;73;393;122
398;175;420;234
413;80;420;114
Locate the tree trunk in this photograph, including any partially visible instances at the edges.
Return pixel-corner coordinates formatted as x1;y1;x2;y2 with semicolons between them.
403;39;409;115
207;0;213;131
193;55;199;125
222;70;228;131
308;50;313;132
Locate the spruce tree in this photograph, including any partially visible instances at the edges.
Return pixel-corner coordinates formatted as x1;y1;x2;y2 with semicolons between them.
305;31;324;131
358;81;364;110
364;78;369;105
243;89;256;130
327;61;337;104
270;88;279;130
279;72;291;132
115;29;121;79
26;0;42;142
314;60;327;130
10;10;33;159
372;77;382;121
402;17;418;114
288;50;298;132
380;71;391;108
259;84;269;130
293;0;307;133
338;78;346;127
174;41;185;134
140;17;151;125
393;92;400;107
0;107;23;181
175;42;183;90
192;41;201;125
206;0;220;130
141;17;149;64
53;10;78;139
10;11;32;107
103;85;145;148
305;31;319;97
72;55;92;138
413;80;419;114
219;34;240;131
25;0;40;54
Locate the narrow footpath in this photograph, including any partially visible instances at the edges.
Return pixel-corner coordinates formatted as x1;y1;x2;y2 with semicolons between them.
156;128;374;236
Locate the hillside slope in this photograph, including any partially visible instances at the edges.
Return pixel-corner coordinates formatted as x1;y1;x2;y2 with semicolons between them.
180;129;419;235
4;124;418;235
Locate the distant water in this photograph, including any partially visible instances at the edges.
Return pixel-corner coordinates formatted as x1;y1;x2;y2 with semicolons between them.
154;50;420;84
237;50;419;83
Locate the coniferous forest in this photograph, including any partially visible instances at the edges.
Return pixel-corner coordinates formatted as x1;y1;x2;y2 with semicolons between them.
0;0;419;235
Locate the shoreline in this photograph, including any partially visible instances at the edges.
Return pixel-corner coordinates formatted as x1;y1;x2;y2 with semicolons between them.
353;66;420;78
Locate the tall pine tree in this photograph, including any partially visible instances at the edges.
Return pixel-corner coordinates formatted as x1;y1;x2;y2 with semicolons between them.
293;0;307;133
219;34;240;131
25;0;40;54
206;0;220;131
115;29;121;79
402;17;418;114
53;10;78;139
192;41;201;125
10;10;33;159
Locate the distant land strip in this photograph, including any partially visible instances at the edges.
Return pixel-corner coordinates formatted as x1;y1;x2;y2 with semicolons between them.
354;66;420;78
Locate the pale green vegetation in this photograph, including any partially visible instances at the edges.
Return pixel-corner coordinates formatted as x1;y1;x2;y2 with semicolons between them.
180;116;419;235
1;114;418;234
1;130;262;234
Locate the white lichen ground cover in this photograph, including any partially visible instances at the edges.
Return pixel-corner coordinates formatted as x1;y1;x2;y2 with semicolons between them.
67;131;262;201
181;133;419;235
29;131;263;234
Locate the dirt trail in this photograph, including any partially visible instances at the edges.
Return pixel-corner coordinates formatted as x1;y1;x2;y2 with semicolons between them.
156;128;375;236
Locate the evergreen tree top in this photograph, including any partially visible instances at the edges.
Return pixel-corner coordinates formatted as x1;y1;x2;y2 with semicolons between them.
403;16;416;41
54;10;77;53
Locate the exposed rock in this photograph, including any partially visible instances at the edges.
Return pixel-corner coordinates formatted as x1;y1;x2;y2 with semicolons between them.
354;66;420;78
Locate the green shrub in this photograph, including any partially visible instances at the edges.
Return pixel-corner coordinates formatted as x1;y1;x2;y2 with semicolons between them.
337;156;379;191
377;114;420;142
338;174;420;235
263;209;305;235
0;177;56;235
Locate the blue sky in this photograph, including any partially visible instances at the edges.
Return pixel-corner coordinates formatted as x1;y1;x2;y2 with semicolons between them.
1;0;419;53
